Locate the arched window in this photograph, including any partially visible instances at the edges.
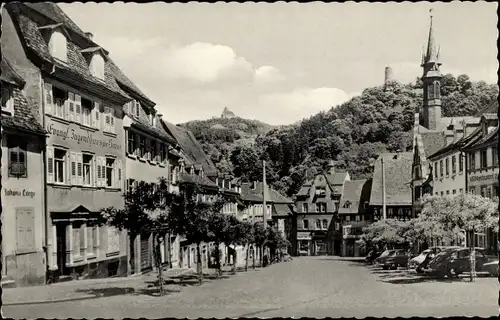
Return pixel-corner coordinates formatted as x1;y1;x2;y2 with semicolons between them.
49;30;67;62
316;219;321;230
91;53;105;80
322;219;328;229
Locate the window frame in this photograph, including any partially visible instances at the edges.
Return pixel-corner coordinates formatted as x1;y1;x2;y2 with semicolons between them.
105;157;115;188
480;149;488;168
82;153;93;186
49;30;68;63
54;148;67;184
302;203;308;213
302;219;309;229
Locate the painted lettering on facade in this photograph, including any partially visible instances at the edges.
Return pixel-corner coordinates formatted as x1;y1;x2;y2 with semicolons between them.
4;189;36;198
470;173;498;183
47;123;122;150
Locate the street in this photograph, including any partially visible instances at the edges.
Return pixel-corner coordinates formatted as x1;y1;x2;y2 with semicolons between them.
3;256;498;318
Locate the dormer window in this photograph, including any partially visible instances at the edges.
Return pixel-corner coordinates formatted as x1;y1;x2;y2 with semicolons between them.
1;85;14;116
48;30;68;63
90;53;105;80
343;201;352;209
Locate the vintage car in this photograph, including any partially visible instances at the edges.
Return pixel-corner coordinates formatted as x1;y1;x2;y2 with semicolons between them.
426;248;488;278
482;260;499;277
378;249;410;270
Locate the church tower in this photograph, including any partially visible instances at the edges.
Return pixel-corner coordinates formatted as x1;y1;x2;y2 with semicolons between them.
421;10;442;131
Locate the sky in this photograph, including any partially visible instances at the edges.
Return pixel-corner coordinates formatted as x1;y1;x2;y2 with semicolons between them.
59;2;498;126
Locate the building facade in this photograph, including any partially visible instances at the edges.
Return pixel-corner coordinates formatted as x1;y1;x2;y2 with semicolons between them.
338;179;372;257
294;162;350;256
1;56;47;287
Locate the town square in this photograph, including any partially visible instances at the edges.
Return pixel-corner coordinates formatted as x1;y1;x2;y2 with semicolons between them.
1;2;498;318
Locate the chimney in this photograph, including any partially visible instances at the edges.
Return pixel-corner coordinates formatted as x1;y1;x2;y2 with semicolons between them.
85;32;94;40
384;66;393;83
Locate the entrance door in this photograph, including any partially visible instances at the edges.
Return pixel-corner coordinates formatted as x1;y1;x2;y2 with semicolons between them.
56;224;68;275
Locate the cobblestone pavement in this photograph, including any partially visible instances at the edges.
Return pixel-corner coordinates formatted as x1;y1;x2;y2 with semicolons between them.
3;256;498;319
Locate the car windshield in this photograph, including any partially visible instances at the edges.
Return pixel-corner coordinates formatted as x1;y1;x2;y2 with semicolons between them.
379;250;393;257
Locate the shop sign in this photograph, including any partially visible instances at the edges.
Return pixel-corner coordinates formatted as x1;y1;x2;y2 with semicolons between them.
469;172;498;183
4;189;36;198
297;231;311;240
47;122;122;150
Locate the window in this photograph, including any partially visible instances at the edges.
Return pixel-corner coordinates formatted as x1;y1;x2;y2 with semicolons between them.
445;158;449;176
1;85;14;115
459;188;464;194
428;83;434;99
459;154;464;172
135;101;141;117
451;155;456;174
434;162;438;179
303;219;309;229
87;225;98;256
103;106;115;133
440;191;444;196
446;190;450;195
147;139;155;161
316;219;321;230
492;147;498;167
49;30;67;62
415;187;421;201
302;203;308;213
73;225;81;258
486;186;492;199
322;219;328;229
480;149;488;168
81;98;92;127
82;154;93;185
126;178;136;194
8;136;28;177
54;148;67;183
346;215;351;222
106;158;115;187
343;201;351;209
16;208;35;252
494;185;499;198
469;187;476;195
93;102;101;129
127;131;136;155
480;185;487;197
469;152;476;170
90;53;105;80
355;215;360;222
364;201;369;209
139;136;146;158
53;87;67;120
439;160;443;177
435;192;439;196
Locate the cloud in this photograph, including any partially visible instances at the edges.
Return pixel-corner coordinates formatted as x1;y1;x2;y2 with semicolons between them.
162;42;255;83
255;87;351;125
255;65;285;84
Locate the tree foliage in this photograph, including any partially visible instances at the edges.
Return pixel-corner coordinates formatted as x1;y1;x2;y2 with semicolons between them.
180;74;497;198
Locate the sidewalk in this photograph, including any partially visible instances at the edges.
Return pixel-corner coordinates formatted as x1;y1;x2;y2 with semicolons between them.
2;267;191;306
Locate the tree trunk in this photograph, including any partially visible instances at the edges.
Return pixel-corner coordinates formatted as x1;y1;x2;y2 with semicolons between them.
232;245;237;274
196;242;203;285
469;230;476;282
153;234;165;296
245;243;249;272
215;241;221;277
252;244;256;270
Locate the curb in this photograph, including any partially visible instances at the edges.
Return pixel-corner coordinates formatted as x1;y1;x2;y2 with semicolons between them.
3;294;102;306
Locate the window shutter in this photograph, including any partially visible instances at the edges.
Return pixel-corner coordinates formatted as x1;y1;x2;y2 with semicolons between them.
71;151;77;185
77;153;83;185
75;94;82;124
104;107;111;132
65;150;71;184
44;83;53;115
68;92;75;122
96;157;102;187
101;157;107;187
109;108;115;133
16;208;35;252
117;160;122;189
93;157;98;187
47;146;54;183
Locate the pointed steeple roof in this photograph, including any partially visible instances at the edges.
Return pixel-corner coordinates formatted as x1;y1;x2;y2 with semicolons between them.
422;9;441;66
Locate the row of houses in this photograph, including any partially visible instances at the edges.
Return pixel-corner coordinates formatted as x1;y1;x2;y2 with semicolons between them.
1;3;296;288
289;14;499;257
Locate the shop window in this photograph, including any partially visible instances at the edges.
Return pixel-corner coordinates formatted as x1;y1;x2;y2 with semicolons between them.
106;158;115;187
8;135;28;178
16;207;35;253
1;85;14;115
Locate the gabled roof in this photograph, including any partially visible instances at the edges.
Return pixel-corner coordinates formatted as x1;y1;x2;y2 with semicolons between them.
8;3;152;106
162;120;218;177
464;126;498;150
240;182;293;204
370;152;413;206
420;131;447;158
1;87;46;136
273;203;293;217
0;58;25;87
177;172;218;190
124;110;176;144
338;179;371;215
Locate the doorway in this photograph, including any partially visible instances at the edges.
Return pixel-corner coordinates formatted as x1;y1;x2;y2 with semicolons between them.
56;223;68;275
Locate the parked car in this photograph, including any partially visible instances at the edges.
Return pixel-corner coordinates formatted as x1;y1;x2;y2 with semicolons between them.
373;249;395;266
426;248;488;278
482;260;499;277
379;249;410;270
409;246;461;272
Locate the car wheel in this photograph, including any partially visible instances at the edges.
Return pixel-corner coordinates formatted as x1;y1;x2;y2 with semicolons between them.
416;267;423;274
391;264;398;270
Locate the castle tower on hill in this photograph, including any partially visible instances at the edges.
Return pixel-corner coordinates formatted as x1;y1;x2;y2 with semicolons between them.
221;106;236;119
384;66;393;83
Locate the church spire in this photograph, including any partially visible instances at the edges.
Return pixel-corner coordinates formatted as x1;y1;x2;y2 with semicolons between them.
422;9;440;66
